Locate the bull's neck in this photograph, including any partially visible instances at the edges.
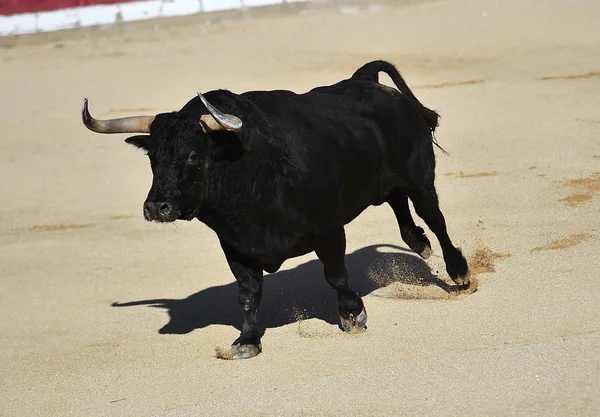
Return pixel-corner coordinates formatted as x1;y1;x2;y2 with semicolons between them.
195;155;281;246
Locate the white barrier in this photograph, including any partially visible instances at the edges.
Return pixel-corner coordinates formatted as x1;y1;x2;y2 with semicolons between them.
0;0;311;36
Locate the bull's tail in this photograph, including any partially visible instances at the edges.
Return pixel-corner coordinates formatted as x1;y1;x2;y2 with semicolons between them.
351;60;447;154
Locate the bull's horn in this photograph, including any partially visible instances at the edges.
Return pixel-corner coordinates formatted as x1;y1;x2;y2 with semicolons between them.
197;92;242;132
81;98;155;134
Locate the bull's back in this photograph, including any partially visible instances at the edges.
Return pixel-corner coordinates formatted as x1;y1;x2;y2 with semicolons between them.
243;81;421;224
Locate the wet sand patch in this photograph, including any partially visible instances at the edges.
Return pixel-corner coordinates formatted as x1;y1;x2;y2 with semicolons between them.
540;71;600;81
532;234;592;252
416;79;485;89
559;172;600;207
30;223;95;232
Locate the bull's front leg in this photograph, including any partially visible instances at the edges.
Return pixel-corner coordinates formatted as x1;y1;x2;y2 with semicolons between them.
314;228;367;333
217;244;264;360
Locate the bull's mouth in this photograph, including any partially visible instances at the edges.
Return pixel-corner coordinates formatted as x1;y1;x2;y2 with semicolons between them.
144;213;179;223
147;216;178;224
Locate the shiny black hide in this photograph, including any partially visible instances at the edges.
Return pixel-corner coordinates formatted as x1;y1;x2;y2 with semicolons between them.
122;60;469;358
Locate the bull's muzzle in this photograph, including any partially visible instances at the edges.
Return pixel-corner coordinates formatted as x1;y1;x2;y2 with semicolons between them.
143;201;177;223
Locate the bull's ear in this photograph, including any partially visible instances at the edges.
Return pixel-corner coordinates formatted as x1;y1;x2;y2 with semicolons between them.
125;135;150;151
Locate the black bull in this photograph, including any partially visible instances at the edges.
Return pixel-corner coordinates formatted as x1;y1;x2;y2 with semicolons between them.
82;60;470;359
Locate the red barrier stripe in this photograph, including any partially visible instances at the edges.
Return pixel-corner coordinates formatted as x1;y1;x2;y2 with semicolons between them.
0;0;140;16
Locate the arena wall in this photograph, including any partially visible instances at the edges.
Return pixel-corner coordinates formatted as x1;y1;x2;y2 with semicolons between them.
0;0;311;36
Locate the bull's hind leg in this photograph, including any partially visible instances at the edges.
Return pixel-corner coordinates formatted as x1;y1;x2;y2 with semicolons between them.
314;229;367;333
387;189;432;259
218;243;263;359
409;186;470;286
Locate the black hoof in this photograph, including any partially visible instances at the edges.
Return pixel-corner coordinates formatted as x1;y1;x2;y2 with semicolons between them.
418;243;432;260
451;267;471;286
215;343;262;360
446;248;470;286
403;226;432;259
340;307;367;333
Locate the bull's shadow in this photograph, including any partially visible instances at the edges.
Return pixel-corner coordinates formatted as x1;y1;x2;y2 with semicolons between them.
112;244;451;335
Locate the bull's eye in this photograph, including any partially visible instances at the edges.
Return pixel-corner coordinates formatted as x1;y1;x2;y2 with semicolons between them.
187;151;200;165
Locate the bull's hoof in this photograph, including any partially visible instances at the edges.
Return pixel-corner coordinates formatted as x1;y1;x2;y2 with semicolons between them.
451;267;471;287
340;307;367;333
446;247;471;286
403;226;432;259
215;343;262;360
418;243;432;260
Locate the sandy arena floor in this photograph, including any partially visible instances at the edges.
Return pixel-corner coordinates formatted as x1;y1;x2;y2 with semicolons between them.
1;0;599;415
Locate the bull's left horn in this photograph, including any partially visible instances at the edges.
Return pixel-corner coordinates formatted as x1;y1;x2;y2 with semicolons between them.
81;98;155;134
197;92;242;132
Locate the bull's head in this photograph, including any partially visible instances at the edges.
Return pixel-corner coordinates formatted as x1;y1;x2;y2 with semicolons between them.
82;93;242;223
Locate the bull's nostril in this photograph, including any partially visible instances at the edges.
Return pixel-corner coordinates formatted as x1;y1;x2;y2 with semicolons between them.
143;201;172;221
158;202;170;214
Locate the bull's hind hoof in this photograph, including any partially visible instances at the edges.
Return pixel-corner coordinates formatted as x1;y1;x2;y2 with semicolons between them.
452;267;471;287
215;343;262;360
449;262;471;286
416;228;432;259
340;308;367;333
446;247;471;286
404;226;432;259
418;244;432;260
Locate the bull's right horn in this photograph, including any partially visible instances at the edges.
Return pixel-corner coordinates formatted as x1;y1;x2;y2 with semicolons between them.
197;92;242;132
82;98;155;134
